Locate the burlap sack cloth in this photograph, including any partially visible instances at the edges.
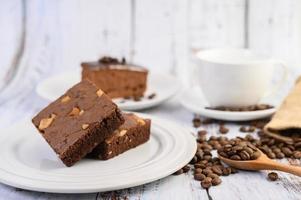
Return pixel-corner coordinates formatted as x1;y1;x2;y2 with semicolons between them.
264;76;301;143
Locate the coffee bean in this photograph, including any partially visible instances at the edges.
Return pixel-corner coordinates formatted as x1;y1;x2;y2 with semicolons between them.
198;130;207;137
197;135;207;143
182;165;190;173
250;151;261;160
272;148;281;154
202;168;213;175
230;167;238;174
219;126;229;134
194;173;206;181
194;168;203;174
212;165;223;175
203;149;212;155
196;151;204;160
206;162;213;167
202;118;215;124
201;178;212;189
204;155;212;161
295;142;301;149
267;152;276;159
190;156;198;164
281;147;293;157
194;163;206;169
230;155;241;160
193;117;202;128
222;167;231;176
208;173;219;179
275;152;285;159
267;172;279;181
240;126;248;133
248;126;256;132
213;143;222;150
212;157;221;164
256;104;273;110
239;150;250;160
232;145;244;151
173;169;183;175
212;177;222;186
199;160;208;165
204;176;212;182
293;151;301;159
243;146;254;155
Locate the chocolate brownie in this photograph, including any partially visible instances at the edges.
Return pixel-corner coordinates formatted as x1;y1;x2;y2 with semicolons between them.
88;113;151;160
81;56;148;99
32;80;124;167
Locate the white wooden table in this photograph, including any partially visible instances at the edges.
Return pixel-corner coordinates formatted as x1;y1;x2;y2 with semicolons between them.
1;0;301;199
0;89;301;200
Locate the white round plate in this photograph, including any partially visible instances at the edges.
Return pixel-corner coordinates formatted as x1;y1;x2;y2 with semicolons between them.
36;70;181;111
0;113;196;193
180;87;276;121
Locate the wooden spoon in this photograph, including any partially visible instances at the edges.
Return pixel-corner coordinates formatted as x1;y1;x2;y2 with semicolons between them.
218;149;301;177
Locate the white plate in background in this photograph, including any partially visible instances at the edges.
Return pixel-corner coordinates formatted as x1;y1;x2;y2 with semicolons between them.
36;70;181;111
0;113;196;193
180;87;276;121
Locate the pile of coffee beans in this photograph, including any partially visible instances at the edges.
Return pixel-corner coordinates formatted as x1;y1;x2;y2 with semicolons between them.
173;131;238;189
250;131;301;159
177;116;301;190
206;104;274;112
217;140;261;160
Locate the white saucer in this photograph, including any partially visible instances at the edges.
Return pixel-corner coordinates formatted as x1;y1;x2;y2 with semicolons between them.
180;87;276;121
36;70;181;111
0;113;196;193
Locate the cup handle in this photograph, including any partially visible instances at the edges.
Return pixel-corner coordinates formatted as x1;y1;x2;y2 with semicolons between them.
262;59;288;98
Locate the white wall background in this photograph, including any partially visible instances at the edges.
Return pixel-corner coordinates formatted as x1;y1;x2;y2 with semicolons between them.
1;0;301;97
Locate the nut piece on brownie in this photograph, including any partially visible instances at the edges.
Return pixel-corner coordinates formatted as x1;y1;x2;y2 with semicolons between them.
81;56;148;99
88;113;151;160
32;80;124;167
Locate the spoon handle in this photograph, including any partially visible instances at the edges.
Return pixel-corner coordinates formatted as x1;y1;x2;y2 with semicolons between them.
267;160;301;177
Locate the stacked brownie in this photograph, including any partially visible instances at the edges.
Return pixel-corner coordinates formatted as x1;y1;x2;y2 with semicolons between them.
32;80;151;167
88;113;151;160
81;56;148;99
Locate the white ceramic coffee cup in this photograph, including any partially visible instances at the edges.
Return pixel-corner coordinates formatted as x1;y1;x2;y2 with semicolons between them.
194;48;288;107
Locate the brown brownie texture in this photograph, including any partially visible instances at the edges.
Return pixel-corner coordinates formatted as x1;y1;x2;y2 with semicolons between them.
88;113;151;160
32;80;124;167
81;56;148;99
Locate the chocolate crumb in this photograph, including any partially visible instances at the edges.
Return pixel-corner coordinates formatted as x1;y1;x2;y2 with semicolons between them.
148;93;156;99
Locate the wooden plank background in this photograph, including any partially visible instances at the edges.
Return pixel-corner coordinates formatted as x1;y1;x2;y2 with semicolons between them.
1;0;301;92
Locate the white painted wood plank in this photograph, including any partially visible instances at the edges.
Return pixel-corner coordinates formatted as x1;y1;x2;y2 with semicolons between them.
249;0;301;70
186;0;246;86
133;0;177;73
187;0;245;50
0;0;62;126
57;0;132;71
0;0;23;90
